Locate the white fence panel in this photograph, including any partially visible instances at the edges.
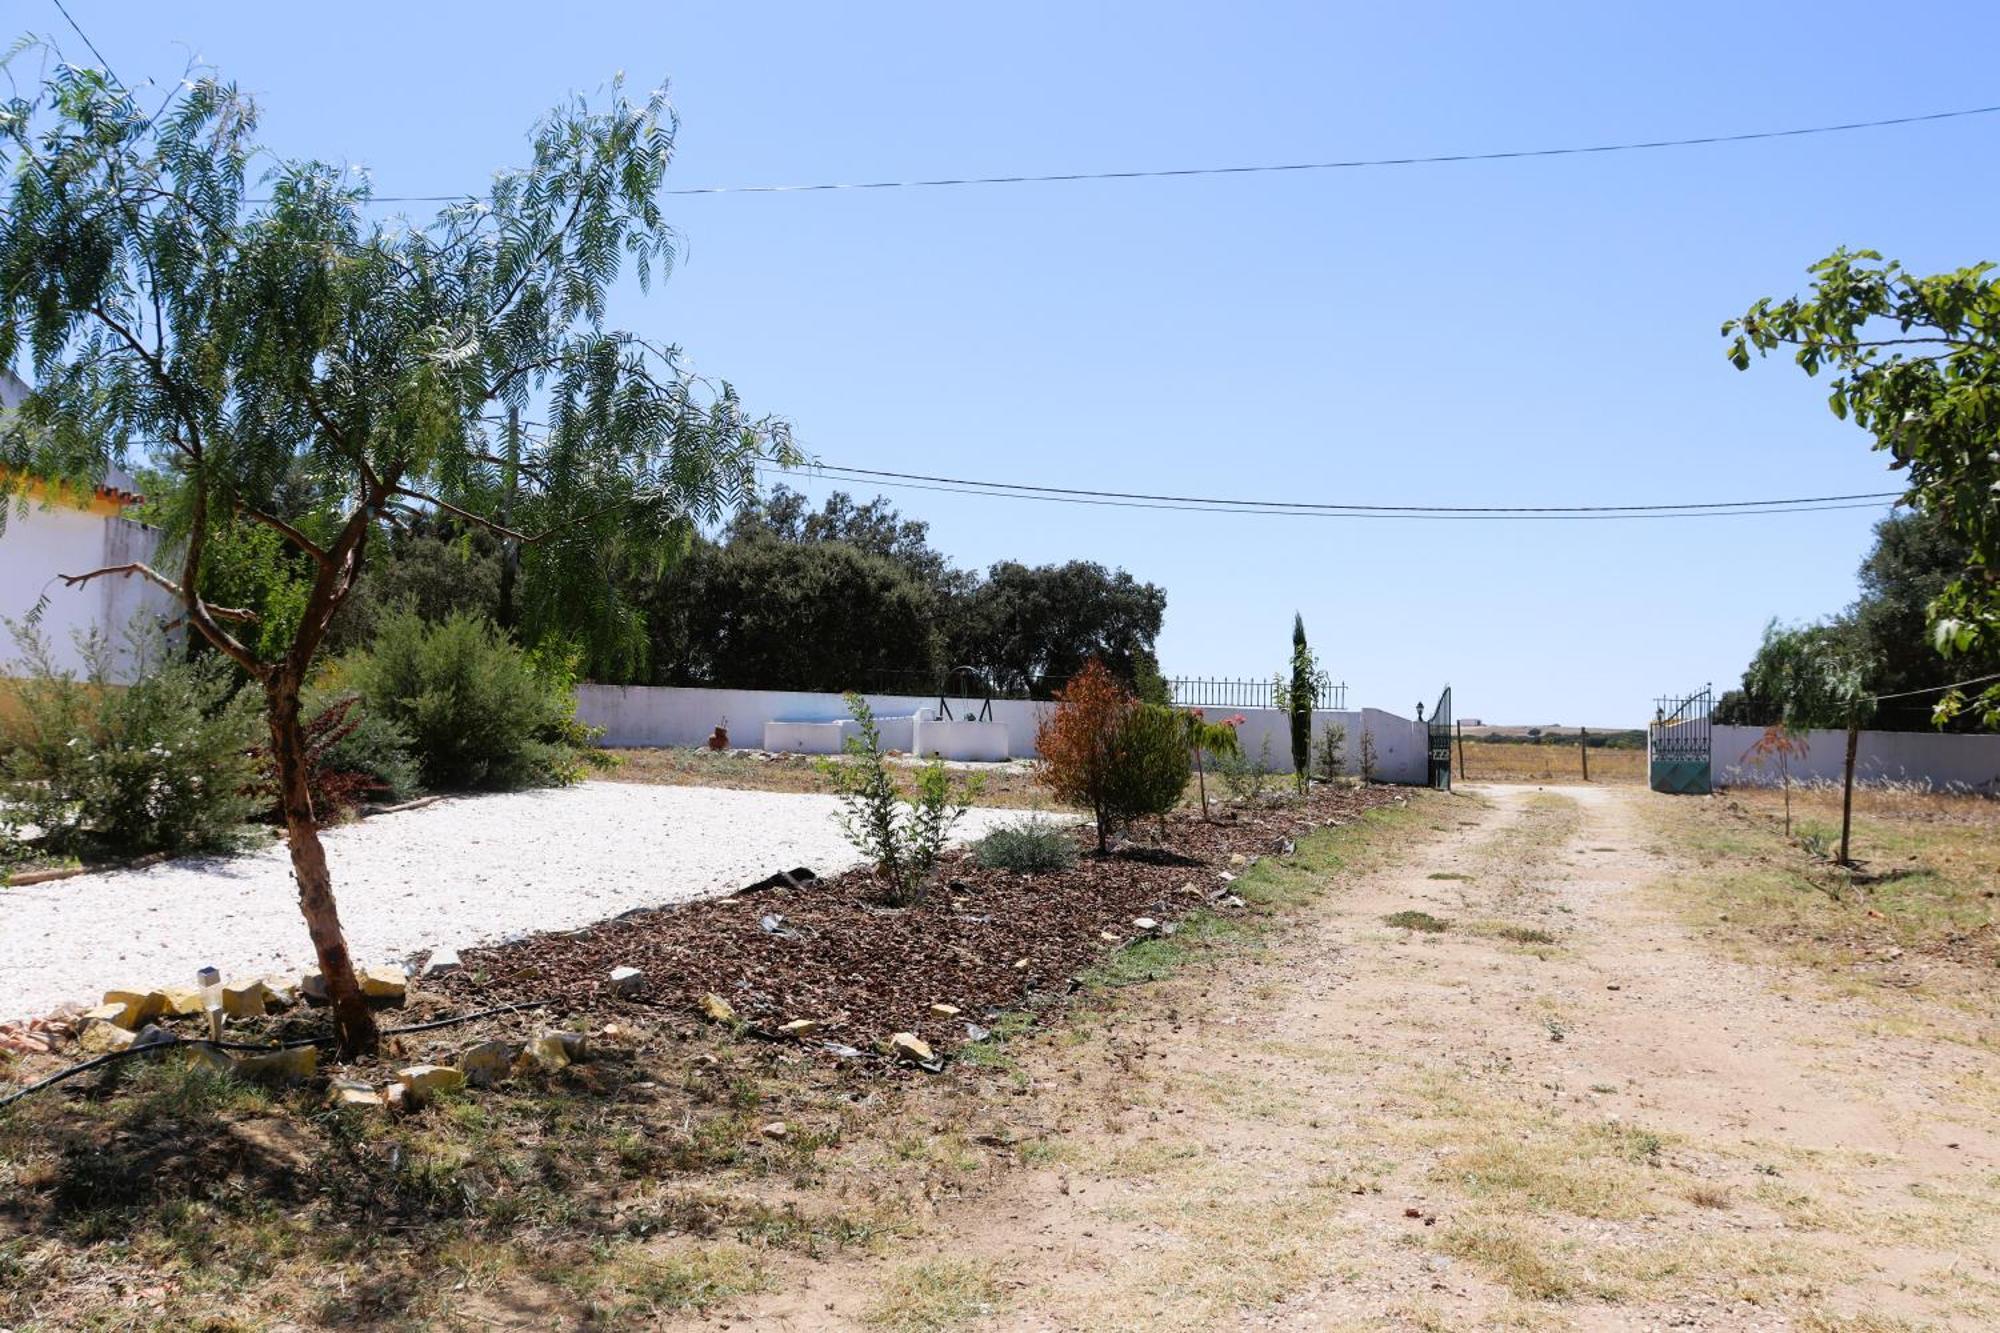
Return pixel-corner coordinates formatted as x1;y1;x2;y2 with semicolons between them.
1711;724;2000;793
574;685;1433;784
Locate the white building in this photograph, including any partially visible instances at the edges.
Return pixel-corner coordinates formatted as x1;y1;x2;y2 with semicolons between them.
1;370;177;681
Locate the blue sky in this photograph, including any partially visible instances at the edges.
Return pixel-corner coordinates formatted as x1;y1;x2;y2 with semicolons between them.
36;1;2000;724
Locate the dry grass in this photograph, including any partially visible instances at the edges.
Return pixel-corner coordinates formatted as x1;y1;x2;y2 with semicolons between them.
1455;739;1645;785
1648;783;2000;1017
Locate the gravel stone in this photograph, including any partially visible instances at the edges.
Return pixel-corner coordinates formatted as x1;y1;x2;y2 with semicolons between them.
0;782;1018;1021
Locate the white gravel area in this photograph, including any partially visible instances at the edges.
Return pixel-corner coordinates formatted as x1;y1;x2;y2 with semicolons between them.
0;782;1025;1021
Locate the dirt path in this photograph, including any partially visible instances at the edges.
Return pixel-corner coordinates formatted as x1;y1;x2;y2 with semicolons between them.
708;785;2000;1331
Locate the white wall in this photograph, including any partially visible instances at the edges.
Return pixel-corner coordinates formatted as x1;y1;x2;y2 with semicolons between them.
0;501;176;682
573;684;1434;785
1711;724;2000;793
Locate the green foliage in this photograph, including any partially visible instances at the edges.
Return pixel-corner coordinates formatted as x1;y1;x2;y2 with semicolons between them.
1312;720;1348;783
301;687;422;807
341;611;600;792
1104;703;1193;829
646;533;945;693
0;54;792;703
823;694;974;905
1726;250;2000;725
0;626;262;860
957;560;1167;699
322;521;504;658
1271;613;1323;792
1714;511;1999;733
1217;732;1279;804
971;818;1080;873
1730;620;1875;734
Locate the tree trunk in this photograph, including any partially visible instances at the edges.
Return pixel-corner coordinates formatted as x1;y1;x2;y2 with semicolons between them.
1194;745;1208;820
267;676;379;1056
1838;716;1861;867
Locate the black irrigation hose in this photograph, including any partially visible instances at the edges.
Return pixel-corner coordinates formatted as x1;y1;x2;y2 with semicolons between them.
0;998;556;1109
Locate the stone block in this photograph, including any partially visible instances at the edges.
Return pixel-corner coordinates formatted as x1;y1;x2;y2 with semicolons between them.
455;1040;518;1087
395;1064;465;1103
233;1045;318;1084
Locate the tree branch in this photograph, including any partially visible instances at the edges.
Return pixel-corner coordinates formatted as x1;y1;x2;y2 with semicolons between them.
58;562;257;623
390;485;530;542
235;501;331;566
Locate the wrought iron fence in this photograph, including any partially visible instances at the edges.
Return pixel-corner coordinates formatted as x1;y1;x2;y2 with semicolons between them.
1166;676;1348;711
838;668;1348;710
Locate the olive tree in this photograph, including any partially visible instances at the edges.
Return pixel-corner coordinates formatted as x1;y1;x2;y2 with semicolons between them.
0;58;793;1053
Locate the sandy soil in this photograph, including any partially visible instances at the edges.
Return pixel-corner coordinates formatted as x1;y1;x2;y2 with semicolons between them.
702;784;2000;1331
0;782;1022;1022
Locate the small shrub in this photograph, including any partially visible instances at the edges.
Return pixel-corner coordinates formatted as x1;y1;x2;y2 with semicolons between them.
1383;909;1449;933
973;817;1080;872
1217;732;1278;805
271;689;422;822
340;611;601;791
1034;660;1189;851
1106;702;1192;835
0;625;262;859
1180;707;1243;820
1359;728;1379;783
1312;721;1347;784
825;693;974;905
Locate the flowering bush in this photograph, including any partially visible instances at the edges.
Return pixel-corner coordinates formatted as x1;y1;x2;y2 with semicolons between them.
0;625;263;860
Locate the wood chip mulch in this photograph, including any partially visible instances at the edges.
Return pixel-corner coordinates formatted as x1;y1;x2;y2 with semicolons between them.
430;785;1407;1057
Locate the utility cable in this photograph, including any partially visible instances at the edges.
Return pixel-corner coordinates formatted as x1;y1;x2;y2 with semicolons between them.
1865;670;2000;704
331;103;2000;203
766;466;1900;522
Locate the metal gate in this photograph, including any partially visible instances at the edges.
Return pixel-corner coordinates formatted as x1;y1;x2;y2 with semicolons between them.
1649;685;1712;794
1426;685;1452;791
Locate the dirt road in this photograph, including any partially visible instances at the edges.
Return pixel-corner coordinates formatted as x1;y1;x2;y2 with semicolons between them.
717;784;2000;1331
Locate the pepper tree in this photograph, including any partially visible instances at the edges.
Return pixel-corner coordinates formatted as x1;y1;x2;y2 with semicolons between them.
0;58;793;1054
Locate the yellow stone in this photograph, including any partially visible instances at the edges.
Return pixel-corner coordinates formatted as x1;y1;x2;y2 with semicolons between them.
777;1019;819;1038
328;1072;382;1104
233;1045;318;1084
103;990;167;1025
929;1003;961;1018
888;1032;934;1064
219;981;271;1019
700;993;736;1023
359;966;408;1001
158;987;207;1017
522;1035;571;1073
395;1064;465;1102
84;1001;138;1031
78;1020;136;1053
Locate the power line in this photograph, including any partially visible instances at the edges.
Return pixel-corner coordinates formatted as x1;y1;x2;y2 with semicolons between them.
785;462;1904;515
47;0;114;77
336;102;2000;203
765;465;1898;522
1866;671;2000;704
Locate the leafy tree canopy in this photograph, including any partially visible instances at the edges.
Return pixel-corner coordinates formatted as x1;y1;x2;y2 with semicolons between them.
0;52;792;1053
1726;249;2000;724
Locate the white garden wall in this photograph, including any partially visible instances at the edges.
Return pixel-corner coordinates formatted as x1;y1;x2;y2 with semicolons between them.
0;502;175;683
573;684;1432;785
1711;725;2000;793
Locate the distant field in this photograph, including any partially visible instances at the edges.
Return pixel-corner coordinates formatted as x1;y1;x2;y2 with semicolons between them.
1453;738;1645;785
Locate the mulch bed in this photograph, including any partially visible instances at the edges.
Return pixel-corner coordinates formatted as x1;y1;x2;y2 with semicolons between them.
430;785;1406;1057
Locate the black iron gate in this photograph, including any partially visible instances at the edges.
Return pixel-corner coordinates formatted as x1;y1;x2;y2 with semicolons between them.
1426;685;1452;791
1649;684;1712;794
